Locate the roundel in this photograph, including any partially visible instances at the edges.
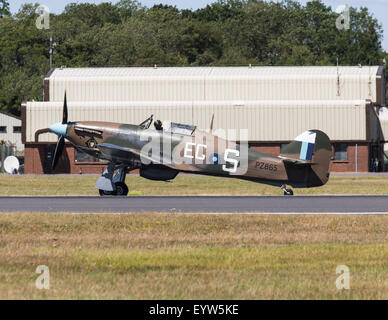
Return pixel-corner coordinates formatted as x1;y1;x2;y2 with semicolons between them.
210;153;219;165
87;139;97;148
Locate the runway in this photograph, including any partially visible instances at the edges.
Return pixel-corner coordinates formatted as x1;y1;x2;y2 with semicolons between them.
0;196;387;214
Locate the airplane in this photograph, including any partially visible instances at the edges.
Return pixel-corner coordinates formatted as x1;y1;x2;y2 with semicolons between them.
49;93;332;196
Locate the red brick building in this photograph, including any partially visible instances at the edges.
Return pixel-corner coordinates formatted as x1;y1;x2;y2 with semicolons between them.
23;142;371;174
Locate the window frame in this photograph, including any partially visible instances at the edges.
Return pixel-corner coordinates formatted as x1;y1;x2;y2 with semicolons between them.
74;148;99;163
13;126;22;133
74;148;107;164
333;143;348;161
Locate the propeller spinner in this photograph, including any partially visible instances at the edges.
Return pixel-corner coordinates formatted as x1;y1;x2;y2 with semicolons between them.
49;92;69;170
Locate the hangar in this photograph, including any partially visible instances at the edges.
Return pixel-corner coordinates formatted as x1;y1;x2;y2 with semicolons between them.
0;110;23;151
21;66;386;174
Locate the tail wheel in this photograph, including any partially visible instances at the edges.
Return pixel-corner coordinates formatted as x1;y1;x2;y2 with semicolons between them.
114;182;129;196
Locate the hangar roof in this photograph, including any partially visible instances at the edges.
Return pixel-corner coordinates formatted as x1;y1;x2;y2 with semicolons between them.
45;66;386;107
0;110;21;121
48;66;381;78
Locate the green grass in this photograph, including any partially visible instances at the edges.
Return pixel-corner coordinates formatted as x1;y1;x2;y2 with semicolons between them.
1;213;388;299
0;175;387;196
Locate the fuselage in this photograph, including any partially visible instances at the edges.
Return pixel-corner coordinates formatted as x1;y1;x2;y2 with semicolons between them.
51;121;330;188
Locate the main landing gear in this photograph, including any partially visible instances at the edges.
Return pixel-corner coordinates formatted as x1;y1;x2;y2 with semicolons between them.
281;184;294;196
95;163;134;196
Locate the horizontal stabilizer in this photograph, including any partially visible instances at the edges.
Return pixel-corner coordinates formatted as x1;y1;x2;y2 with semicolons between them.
282;158;316;166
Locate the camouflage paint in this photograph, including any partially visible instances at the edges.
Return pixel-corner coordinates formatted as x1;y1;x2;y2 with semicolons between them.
63;121;331;189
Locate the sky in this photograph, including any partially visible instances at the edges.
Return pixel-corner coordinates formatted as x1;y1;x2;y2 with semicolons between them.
9;0;388;51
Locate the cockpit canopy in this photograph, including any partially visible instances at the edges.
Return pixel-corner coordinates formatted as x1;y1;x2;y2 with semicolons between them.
139;115;154;129
139;115;196;136
166;122;196;136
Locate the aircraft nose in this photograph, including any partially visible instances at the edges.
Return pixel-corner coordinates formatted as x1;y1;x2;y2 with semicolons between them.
50;122;68;136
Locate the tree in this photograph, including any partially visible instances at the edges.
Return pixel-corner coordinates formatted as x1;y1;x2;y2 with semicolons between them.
178;20;223;65
0;0;385;116
0;0;10;18
334;7;383;65
115;0;144;21
384;52;388;105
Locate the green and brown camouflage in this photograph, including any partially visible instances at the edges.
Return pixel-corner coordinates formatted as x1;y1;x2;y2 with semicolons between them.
56;119;330;187
49;93;331;195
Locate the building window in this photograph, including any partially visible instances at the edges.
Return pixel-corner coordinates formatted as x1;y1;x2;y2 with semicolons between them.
334;143;348;161
75;149;99;163
75;149;106;163
0;126;6;133
13;126;21;133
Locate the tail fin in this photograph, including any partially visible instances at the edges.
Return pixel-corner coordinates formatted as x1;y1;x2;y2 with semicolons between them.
281;130;331;187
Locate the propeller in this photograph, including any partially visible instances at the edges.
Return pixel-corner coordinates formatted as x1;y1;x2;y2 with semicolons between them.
62;91;68;124
50;92;69;170
52;136;65;170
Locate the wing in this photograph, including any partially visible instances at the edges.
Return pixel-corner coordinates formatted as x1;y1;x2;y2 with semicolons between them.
98;142;176;167
98;143;139;161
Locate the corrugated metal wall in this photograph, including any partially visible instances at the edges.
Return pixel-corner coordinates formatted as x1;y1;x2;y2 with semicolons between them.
26;100;367;143
0;112;23;151
369;106;384;142
380;119;388;142
48;67;381;105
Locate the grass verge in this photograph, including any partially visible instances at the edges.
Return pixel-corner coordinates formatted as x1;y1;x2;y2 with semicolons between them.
0;175;388;196
1;213;388;299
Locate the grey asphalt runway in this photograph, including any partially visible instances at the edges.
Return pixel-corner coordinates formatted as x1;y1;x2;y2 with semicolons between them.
0;196;387;214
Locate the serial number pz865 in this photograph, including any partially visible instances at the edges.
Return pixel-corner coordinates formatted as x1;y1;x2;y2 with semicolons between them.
255;161;277;171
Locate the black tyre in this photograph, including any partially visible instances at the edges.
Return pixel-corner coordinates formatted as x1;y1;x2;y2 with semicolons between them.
284;189;294;196
114;182;129;196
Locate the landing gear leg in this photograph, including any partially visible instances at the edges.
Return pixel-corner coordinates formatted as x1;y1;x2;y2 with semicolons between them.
112;167;129;196
95;163;129;196
281;184;294;196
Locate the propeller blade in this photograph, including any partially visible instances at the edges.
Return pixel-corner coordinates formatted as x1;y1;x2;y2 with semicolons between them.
62;91;68;124
52;136;65;170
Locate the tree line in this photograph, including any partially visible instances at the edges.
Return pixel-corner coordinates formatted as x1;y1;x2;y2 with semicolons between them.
0;0;386;116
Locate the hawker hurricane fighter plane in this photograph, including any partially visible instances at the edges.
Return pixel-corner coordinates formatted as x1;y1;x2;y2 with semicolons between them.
49;93;332;196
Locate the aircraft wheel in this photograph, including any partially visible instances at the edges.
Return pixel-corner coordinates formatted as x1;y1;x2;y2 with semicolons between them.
99;189;116;196
114;182;129;196
284;189;294;196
